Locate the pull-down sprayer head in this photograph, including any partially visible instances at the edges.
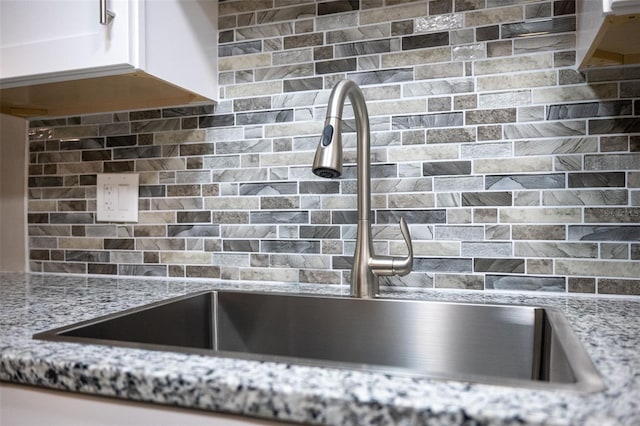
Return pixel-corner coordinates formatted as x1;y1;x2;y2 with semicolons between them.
312;116;343;179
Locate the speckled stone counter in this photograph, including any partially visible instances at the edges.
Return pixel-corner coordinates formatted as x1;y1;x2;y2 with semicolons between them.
1;273;639;425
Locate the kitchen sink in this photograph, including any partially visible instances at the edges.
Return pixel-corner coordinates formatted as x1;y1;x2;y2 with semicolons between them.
33;291;604;392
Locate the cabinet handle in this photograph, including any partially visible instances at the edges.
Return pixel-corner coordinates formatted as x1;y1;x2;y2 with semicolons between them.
100;0;115;25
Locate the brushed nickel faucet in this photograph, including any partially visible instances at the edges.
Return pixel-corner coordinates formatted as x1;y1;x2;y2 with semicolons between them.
313;79;414;298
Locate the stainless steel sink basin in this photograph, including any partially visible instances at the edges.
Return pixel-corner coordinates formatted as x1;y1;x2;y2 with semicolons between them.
34;291;604;392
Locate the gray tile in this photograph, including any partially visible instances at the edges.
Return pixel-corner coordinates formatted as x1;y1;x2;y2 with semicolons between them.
177;211;212;223
377;210;446;225
88;263;118;275
299;269;342;285
335;39;391;58
547;101;632;120
223;240;260;252
555;155;582;172
299;181;340;194
434;274;483;290
28;225;71;236
514;33;575;54
168;225;219;237
486;174;565;190
348;68;414;85
569;171;625;189
415;14;462;33
568;226;640;241
113;146;162;160
241;182;298;195
585;153;640;171
65;250;109;263
585;208;640;223
484;225;511;240
474;258;524;273
543;190;628;206
502;16;575;39
261;240;320;254
402;32;449;50
50;213;94;224
513;225;565;240
465;108;516;125
413;258;473;273
270;254;329;269
283;77;323;92
315;58;357;74
515;138;597;156
598;279;640;296
474;209;497;223
250;211;309;224
556;259;640;279
236;23;294;41
601;243;629;260
185;265;221;278
462;192;512;206
461;142;512;159
423;161;471;176
514;242;597;258
255;64;315;82
435;226;484;241
118;265;167;277
104;239;134;250
300;225;340;239
261;196;300;209
427;128;476;144
568;277;596;294
589;118;640;135
327;24;390;44
218;40;262;57
461;242;512;257
504;121;585;139
405;79;475;97
473;208;498;223
486;275;566;292
500;207;581;223
221;225;276;239
28;177;64;188
43;262;87;274
216;140;272;155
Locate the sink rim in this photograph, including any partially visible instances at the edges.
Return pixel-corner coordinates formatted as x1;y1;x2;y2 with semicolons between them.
33;290;606;394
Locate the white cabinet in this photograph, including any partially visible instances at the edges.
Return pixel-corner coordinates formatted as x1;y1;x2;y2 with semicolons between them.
0;113;28;272
0;0;218;117
1;0;135;81
0;383;282;426
577;0;640;69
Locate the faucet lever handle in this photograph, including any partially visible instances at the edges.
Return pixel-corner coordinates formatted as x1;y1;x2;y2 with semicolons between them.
368;217;414;277
393;217;413;276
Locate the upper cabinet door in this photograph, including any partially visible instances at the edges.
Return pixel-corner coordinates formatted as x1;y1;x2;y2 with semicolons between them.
0;0;138;84
0;0;217;117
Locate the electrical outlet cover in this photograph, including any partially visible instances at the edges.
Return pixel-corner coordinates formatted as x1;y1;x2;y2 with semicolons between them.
96;173;139;222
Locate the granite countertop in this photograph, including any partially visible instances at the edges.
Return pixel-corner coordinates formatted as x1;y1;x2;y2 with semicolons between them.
1;273;639;425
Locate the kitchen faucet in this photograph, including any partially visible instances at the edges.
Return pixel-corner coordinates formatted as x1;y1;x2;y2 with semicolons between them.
313;79;414;298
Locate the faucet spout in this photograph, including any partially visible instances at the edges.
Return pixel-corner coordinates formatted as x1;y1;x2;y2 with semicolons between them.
313;80;414;298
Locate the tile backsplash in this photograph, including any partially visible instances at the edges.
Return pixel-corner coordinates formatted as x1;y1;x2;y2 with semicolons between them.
27;0;640;296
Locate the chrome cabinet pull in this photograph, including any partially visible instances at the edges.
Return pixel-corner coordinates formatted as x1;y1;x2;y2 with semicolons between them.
100;0;115;25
